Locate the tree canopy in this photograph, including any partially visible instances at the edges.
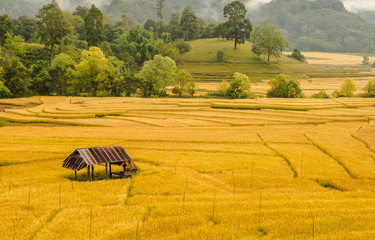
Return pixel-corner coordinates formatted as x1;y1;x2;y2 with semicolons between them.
36;0;72;64
84;4;104;47
223;1;252;49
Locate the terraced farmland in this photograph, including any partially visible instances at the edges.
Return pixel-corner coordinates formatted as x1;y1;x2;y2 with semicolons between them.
0;96;375;239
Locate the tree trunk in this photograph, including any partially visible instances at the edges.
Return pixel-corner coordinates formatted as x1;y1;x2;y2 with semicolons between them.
50;44;54;65
267;53;270;64
234;38;237;50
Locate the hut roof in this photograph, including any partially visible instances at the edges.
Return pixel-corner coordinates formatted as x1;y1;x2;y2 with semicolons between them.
63;146;138;171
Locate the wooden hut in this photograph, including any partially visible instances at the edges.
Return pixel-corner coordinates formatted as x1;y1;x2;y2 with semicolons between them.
62;146;139;181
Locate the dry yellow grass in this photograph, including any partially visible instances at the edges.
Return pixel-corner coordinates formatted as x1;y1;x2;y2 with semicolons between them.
284;52;365;66
0;97;375;239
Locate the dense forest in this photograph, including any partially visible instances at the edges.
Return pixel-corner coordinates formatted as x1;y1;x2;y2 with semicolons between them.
2;0;375;53
254;0;375;53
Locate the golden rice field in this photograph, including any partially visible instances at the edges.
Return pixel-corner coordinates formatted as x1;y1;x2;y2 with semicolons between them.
1;96;375;239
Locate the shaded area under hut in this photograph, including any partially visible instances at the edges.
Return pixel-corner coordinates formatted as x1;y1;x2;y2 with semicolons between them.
62;146;139;181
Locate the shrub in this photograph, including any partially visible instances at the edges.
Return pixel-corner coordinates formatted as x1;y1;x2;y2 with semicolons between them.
185;82;196;97
175;40;191;54
311;91;329;99
340;78;356;97
172;86;182;96
0;81;11;98
287;47;306;62
217;50;225;62
226;72;251;98
364;78;375;96
267;74;304;98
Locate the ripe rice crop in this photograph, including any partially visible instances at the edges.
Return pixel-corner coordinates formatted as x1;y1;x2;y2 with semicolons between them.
0;96;375;239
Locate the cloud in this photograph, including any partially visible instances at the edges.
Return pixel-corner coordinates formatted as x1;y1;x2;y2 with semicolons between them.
341;0;375;12
245;0;272;10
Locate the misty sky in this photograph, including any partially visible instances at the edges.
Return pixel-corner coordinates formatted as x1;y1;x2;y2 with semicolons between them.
245;0;375;12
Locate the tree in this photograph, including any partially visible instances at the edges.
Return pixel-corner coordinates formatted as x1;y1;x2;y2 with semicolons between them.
180;7;199;41
252;25;288;64
365;78;375;96
14;16;37;42
167;12;183;40
75;47;110;96
84;5;104;47
2;60;31;97
0;80;11;98
0;15;14;46
185;82;196;97
113;25;157;66
136;54;176;97
223;1;252;50
340;78;356;97
73;6;89;19
226;72;251;98
267;74;303;98
36;0;72;65
115;14;134;33
156;0;165;21
50;53;75;95
174;70;192;96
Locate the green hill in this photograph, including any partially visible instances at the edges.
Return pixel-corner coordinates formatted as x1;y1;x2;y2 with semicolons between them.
177;39;374;84
254;0;375;53
177;39;309;83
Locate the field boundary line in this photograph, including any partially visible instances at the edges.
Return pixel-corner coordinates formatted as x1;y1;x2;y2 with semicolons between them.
303;133;357;179
256;132;298;178
351;134;375;155
30;209;61;240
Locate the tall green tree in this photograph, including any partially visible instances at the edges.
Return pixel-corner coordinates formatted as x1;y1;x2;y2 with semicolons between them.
75;47;110;97
14;16;38;42
156;0;165;21
168;12;183;40
136;54;176;97
50;53;75;96
36;0;72;65
180;7;199;41
252;25;288;64
84;4;104;47
223;1;252;49
0;14;15;46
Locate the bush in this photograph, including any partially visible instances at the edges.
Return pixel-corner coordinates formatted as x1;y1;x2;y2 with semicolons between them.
267;74;304;98
340;78;356;97
287;47;306;62
185;82;196;97
364;78;375;96
0;81;11;98
172;86;182;96
217;50;225;62
311;91;329;99
226;72;251;98
174;40;191;54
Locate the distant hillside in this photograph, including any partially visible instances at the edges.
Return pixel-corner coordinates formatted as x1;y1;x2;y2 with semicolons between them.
253;0;375;53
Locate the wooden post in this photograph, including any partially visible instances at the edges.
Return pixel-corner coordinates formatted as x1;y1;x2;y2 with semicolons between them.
123;163;126;179
59;183;62;211
105;163;108;180
258;183;262;228
74;170;77;181
88;166;91;182
213;181;217;217
109;164;112;179
91;165;94;181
